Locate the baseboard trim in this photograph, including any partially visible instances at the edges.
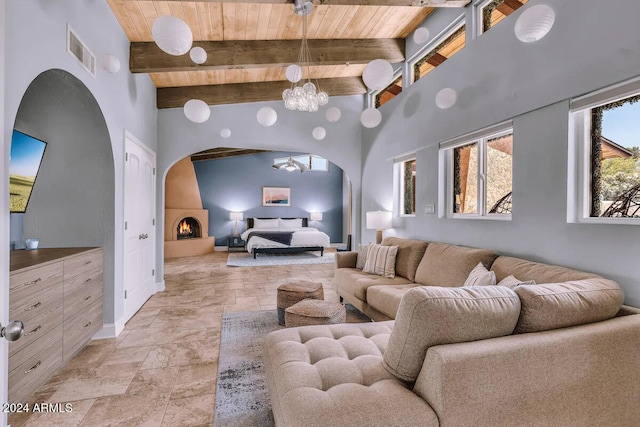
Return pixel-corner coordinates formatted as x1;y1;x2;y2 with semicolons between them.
155;280;165;293
92;316;126;340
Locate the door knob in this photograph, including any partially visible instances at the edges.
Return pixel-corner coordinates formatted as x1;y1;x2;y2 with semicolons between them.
1;321;25;342
139;234;143;240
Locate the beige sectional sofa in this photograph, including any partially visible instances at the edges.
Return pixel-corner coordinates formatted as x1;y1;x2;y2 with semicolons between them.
263;236;640;426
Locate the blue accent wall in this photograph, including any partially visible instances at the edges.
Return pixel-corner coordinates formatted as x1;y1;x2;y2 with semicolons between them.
193;151;343;246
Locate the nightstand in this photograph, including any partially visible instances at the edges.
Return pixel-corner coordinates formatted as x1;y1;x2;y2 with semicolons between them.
227;235;245;252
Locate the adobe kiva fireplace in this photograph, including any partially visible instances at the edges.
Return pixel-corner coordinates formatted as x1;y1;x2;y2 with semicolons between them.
177;217;201;240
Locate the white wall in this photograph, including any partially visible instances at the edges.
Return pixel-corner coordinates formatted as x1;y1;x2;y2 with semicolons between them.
362;0;640;306
4;2;158;328
156;95;364;278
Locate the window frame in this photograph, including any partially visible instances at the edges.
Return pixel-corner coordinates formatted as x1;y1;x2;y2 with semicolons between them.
439;122;513;220
368;68;403;109
400;157;417;217
475;0;528;36
568;76;640;225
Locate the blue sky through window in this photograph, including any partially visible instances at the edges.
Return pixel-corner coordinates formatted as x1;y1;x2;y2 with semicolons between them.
601;101;640;149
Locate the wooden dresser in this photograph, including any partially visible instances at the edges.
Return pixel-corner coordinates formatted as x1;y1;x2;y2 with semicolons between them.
9;247;103;403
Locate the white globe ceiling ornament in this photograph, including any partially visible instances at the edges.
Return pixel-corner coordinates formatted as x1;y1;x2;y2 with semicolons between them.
152;15;193;56
312;127;326;140
190;47;207;64
285;64;303;83
360;107;382;128
325;107;342;123
100;54;121;73
183;99;210;123
257;107;278;127
514;4;555;43
435;88;457;109
362;59;394;91
413;27;430;45
220;128;231;138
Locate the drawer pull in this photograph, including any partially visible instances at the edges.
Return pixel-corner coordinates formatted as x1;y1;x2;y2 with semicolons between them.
25;325;42;336
83;260;92;266
25;278;42;286
84;278;92;283
24;360;41;374
83;295;92;301
83;321;92;328
24;302;42;312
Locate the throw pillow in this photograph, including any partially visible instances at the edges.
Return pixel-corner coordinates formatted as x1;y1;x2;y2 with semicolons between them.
356;244;371;270
497;274;536;290
463;262;496;287
363;244;398;279
278;218;302;228
253;218;279;229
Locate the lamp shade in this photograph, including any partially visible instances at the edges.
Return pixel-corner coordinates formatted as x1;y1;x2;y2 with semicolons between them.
312;127;326;140
366;211;392;230
310;212;323;221
257;107;278;127
435;88;457;109
362;59;394;91
230;211;243;221
100;54;121;73
514;4;555;43
326;107;341;123
184;99;210;123
285;64;303;83
190;46;207;64
360;107;382;128
220;128;231;138
152;15;193;56
413;27;430;44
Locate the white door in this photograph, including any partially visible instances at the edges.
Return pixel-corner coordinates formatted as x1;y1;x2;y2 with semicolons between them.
123;134;156;322
1;4;9;422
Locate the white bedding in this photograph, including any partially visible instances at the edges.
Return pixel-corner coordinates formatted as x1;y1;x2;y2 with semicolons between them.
240;227;330;253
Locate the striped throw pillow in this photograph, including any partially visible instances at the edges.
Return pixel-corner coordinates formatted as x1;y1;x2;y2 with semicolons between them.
356;244;371;270
363;244;398;278
463;262;497;287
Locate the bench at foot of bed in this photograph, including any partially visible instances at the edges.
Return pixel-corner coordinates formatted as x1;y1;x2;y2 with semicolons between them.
252;246;324;259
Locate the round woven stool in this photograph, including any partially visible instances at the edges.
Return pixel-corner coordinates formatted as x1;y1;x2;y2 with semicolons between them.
276;280;324;326
285;299;347;328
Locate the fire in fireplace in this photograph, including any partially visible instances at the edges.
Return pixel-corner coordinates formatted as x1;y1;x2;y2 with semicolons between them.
177;217;201;240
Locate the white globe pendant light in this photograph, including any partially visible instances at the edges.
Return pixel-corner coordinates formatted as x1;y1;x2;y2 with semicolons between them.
325;107;341;123
285;64;303;83
220;128;231;138
152;15;193;56
312;127;326;140
190;47;207;64
514;4;555;43
257;107;278;127
413;27;430;45
435;88;457;109
184;99;210;123
362;59;393;91
100;54;121;73
360;107;382;128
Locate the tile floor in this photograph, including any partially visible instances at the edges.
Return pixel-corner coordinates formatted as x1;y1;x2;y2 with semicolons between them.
9;250;339;427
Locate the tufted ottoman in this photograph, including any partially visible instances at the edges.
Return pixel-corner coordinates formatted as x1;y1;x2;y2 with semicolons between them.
276;280;324;326
263;321;438;426
284;299;346;327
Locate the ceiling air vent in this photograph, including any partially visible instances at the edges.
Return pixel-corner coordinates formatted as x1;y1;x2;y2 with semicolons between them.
67;24;96;77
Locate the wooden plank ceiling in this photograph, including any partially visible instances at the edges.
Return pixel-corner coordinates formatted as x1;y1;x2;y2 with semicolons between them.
107;0;470;107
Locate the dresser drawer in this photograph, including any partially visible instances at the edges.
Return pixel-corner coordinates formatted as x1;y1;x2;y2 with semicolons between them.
63;249;103;281
9;324;63;404
9;296;63;358
10;274;63;324
64;271;102;318
10;261;63;303
63;298;103;362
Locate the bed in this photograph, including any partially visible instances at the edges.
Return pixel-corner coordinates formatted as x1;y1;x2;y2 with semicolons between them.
240;217;331;258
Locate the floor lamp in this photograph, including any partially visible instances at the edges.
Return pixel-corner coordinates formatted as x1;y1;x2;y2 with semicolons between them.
366;211;392;244
230;211;243;235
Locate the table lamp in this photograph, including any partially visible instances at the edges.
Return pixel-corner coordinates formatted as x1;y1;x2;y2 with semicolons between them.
310;212;323;228
366;210;392;244
230;211;243;235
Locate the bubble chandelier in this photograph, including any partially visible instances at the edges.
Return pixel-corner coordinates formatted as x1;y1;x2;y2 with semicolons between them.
282;0;329;112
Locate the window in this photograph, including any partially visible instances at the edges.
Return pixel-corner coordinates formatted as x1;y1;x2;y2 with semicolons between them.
478;0;528;34
273;154;329;172
441;124;513;218
412;22;466;83
375;74;403;108
401;159;416;215
570;79;640;222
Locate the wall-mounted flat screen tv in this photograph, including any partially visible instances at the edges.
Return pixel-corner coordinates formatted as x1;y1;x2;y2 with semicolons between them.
10;130;47;213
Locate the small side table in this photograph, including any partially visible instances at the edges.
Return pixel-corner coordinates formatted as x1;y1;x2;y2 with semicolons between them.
227;235;245;253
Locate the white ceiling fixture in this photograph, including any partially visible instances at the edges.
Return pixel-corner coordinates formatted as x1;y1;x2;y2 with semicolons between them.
312;127;326;140
257;107;278;127
99;54;121;73
362;59;394;91
190;47;207;64
272;155;309;172
220;128;231;138
360;107;382;128
152;15;193;56
435;88;457;109
184;99;210;123
514;4;555;43
413;27;430;44
326;107;342;123
282;0;329;112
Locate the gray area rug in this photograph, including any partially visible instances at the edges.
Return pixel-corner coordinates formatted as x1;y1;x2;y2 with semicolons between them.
214;307;371;426
226;251;335;267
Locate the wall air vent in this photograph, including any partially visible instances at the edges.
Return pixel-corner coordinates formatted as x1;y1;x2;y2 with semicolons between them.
67;24;96;77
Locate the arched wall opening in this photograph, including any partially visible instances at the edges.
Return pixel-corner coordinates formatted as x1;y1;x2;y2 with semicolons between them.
10;69;116;324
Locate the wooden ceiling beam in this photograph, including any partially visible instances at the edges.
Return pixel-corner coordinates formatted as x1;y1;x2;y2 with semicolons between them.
130;39;404;73
123;0;470;7
157;77;367;108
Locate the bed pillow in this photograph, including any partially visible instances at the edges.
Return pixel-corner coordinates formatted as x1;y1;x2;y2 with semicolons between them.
463;262;497;287
363;244;398;279
497;274;536;290
278;218;302;228
356;244;371;270
253;218;279;229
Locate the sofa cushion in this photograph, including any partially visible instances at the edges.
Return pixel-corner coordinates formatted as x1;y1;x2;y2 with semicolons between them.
463;262;497;287
363;244;398;278
356;244;371;270
383;286;521;382
336;269;412;302
367;284;418;319
514;279;624;333
414;242;499;287
381;237;429;282
497;274;535;289
491;256;601;283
